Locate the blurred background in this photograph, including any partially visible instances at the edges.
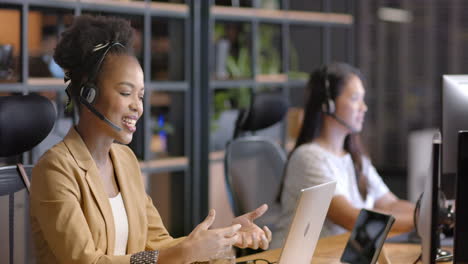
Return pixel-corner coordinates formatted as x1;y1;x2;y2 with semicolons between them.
0;0;466;242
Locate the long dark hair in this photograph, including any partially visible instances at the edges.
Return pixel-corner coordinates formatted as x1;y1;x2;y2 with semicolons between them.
278;62;368;201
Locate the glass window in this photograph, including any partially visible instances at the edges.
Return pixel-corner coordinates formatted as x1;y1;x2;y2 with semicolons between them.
151;17;185;81
289;25;322;81
211;87;252;150
149;91;186;158
28;8;74;79
331;0;350;13
258;24;283;77
213;21;252;80
330;27;351;63
289;0;322;12
0;7;21;83
257;0;282;9
215;0;253;7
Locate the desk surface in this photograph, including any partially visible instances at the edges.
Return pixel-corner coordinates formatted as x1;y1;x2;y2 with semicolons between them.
236;233;447;264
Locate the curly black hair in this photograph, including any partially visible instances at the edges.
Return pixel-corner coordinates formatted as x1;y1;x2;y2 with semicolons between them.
54;15;135;104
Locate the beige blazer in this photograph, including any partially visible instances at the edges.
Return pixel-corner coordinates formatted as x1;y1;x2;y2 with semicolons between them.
30;127;183;264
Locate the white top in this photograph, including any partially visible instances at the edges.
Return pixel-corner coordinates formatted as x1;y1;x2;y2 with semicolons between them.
109;193;129;256
271;142;389;249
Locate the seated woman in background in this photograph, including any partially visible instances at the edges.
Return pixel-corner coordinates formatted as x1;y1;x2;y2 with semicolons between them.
271;62;414;249
30;15;271;264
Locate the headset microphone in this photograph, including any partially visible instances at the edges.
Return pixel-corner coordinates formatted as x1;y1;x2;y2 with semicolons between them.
79;95;122;132
327;112;357;134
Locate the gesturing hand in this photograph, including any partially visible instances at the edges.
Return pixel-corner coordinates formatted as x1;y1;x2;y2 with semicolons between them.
184;209;241;263
232;204;273;250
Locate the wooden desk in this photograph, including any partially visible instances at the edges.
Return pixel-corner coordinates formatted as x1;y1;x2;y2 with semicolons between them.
236;233;445;263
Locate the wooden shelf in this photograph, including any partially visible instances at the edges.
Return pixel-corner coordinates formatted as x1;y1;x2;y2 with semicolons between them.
139;151;225;173
140;156;188;173
286;9;353;25
209;151;224;162
148;2;188;16
78;0;188;16
28;78;64;86
80;0;147;9
23;74;306;89
150;92;171;107
255;74;288;84
212;6;353;25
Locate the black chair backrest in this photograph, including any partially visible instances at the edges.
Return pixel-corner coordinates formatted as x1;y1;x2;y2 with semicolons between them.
0;93;56;157
0;94;56;264
233;92;288;138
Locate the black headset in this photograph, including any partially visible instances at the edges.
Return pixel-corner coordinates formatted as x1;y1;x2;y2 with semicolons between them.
63;41;126;132
321;65;357;133
80;41;124;105
321;66;336;115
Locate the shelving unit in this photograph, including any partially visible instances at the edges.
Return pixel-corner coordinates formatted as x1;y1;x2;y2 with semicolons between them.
208;1;355;153
0;0;356;236
212;5;353;25
205;0;356;231
0;0;195;236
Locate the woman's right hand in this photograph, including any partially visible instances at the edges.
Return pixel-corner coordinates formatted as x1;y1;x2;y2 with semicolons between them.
182;209;241;263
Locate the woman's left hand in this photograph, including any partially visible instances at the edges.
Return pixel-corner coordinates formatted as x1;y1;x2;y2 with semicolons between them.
232;204;273;250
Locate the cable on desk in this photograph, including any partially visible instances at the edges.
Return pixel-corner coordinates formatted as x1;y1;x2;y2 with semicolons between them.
414;192;423;235
413;253;422;264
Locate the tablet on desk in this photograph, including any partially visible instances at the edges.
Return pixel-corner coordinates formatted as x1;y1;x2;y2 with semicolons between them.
341;209;395;264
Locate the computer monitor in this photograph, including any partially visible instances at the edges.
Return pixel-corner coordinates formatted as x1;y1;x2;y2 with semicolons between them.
442;75;468;198
442;75;468;263
455;131;468;263
417;133;441;264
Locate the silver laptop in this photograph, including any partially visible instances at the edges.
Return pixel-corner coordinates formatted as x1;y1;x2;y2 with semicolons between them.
277;181;336;264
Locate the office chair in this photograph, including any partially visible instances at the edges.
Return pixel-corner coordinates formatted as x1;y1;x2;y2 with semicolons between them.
224;92;288;230
0;94;56;264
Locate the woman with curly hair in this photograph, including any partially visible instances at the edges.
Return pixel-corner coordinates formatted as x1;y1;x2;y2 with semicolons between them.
30;15;271;264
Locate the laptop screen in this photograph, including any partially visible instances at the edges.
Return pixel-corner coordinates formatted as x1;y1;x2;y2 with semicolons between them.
278;181;336;264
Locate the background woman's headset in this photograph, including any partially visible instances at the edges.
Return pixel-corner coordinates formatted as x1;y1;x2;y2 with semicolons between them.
320;65;356;132
321;66;336;115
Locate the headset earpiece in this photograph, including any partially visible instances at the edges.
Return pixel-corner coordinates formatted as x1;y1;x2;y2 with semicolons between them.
320;65;356;133
327;99;335;114
79;41;123;106
321;99;335;114
80;83;97;104
321;101;328;113
322;67;335;115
